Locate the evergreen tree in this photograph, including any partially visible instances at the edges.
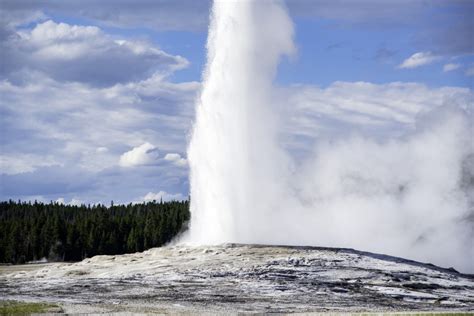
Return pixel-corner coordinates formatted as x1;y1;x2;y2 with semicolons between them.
0;199;190;264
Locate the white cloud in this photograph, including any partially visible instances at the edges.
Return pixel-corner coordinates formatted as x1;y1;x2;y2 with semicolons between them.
0;70;194;202
443;63;461;72
2;71;471;204
119;142;159;167
0;14;196;203
28;20;100;47
2;20;189;86
164;153;187;167
142;191;186;202
0;71;198;172
282;81;473;154
398;51;440;69
287;81;471;125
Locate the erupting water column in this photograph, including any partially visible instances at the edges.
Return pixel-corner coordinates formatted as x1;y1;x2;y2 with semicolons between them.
187;0;295;243
184;0;473;273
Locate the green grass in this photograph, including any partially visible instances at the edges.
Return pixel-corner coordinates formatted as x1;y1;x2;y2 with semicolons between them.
0;300;61;315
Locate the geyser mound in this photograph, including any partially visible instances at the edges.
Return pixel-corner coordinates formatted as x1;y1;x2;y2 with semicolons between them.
2;244;473;313
186;0;474;273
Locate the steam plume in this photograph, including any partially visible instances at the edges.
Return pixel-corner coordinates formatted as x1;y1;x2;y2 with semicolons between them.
185;0;474;272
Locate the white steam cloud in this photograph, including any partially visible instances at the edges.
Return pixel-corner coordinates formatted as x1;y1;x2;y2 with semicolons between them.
185;0;474;273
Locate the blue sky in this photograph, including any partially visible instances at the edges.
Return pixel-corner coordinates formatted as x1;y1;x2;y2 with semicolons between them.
0;0;472;205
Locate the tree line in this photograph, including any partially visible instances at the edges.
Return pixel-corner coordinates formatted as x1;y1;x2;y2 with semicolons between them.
0;199;190;264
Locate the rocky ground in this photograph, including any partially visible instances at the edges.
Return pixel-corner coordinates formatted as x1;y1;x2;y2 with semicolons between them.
0;244;473;314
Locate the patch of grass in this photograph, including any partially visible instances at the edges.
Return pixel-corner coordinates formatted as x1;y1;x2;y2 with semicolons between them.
0;300;61;315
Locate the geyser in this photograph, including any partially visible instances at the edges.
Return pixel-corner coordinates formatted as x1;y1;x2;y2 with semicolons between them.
186;0;474;273
187;0;295;244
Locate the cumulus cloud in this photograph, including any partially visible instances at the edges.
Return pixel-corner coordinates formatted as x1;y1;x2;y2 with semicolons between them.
142;191;186;202
164;153;187;167
119;142;159;167
443;63;461;72
2;20;189;86
398;51;440;69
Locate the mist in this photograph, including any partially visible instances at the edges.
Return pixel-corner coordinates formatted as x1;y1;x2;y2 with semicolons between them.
185;0;474;273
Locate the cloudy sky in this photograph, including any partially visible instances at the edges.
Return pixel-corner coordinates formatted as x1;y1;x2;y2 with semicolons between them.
0;0;473;205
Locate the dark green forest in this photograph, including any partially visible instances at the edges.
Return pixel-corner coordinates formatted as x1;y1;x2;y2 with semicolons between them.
0;199;190;264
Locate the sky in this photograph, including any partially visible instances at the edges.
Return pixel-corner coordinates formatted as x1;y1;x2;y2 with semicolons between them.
0;0;473;205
